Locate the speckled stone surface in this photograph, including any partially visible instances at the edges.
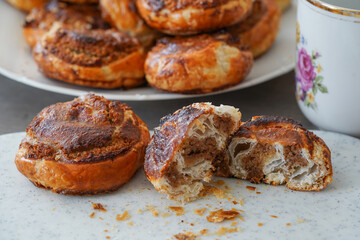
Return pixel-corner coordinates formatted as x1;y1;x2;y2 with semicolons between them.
0;131;359;240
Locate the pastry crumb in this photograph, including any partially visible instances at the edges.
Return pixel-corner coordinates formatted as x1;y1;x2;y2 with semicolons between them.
286;223;291;226
270;215;278;218
211;179;225;186
146;205;159;216
161;212;171;217
91;202;107;212
231;221;238;227
258;222;263;227
116;210;131;221
89;212;95;218
193;208;207;216
199;229;208;235
246;186;256;191
127;221;134;226
216;227;241;236
174;231;197;240
206;209;240;223
168;206;184;216
256;192;261;194
106;236;110;239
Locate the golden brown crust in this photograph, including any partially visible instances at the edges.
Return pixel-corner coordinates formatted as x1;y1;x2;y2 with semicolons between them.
145;105;206;180
100;0;162;49
144;34;253;93
33;27;146;89
216;115;333;191
273;0;291;12
5;0;48;12
136;0;253;35
23;0;110;48
226;0;281;58
15;94;150;194
61;0;99;3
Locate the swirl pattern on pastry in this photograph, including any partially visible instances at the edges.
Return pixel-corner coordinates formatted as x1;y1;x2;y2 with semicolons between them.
23;0;110;47
136;0;253;35
33;27;146;89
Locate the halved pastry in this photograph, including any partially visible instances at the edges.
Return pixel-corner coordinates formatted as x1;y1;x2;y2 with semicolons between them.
226;0;281;58
145;103;241;202
145;34;253;93
136;0;253;35
5;0;48;12
15;94;150;195
215;116;333;191
33;26;146;89
100;0;161;49
23;0;110;47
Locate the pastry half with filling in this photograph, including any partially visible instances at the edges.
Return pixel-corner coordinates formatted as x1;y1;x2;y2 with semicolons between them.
215;116;333;191
145;103;241;202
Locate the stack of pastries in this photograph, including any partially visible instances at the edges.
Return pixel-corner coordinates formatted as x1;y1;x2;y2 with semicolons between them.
5;0;291;93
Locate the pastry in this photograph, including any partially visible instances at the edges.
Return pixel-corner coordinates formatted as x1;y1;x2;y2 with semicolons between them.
145;103;241;202
15;94;150;195
226;0;281;58
61;0;99;3
33;26;146;89
100;0;161;49
5;0;48;12
23;0;110;48
136;0;253;35
144;34;253;93
274;0;291;12
215;116;333;191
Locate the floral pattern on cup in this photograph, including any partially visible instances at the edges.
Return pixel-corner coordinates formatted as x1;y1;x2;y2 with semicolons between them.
296;23;328;110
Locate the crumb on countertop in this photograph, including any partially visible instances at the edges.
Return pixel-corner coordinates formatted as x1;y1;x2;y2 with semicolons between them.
116;210;131;221
206;209;240;223
193;208;207;216
246;186;256;191
91;202;107;212
173;231;197;240
168;206;184;216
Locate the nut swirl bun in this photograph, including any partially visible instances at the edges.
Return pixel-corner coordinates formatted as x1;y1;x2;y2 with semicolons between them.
136;0;253;35
100;0;162;49
145;34;253;93
5;0;48;12
15;94;150;195
23;0;111;48
215;116;333;191
33;26;146;89
145;103;241;202
226;0;281;58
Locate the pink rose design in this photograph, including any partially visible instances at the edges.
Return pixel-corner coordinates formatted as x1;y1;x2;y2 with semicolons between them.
297;48;316;91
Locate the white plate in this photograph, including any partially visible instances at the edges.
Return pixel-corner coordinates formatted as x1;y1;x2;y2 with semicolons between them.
0;130;359;240
0;1;296;101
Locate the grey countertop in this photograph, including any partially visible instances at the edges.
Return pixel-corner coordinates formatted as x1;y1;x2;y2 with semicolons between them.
0;70;316;135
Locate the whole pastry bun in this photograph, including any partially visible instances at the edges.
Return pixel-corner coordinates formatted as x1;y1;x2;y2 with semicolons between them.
145;33;253;93
5;0;48;12
33;26;146;89
60;0;99;3
136;0;253;35
15;94;150;195
226;0;281;58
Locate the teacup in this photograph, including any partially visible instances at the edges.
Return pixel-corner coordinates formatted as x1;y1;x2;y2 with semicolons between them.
296;0;360;137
